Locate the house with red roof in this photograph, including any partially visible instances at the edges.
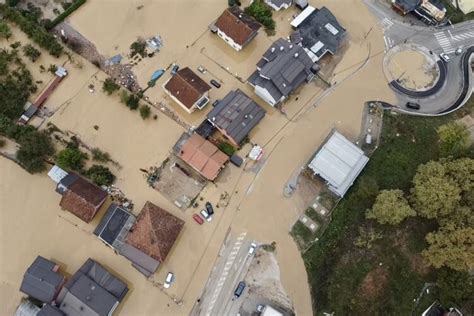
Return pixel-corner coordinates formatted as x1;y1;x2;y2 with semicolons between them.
214;6;261;51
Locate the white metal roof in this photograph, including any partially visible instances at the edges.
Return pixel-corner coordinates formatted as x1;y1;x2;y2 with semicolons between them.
290;5;315;28
308;131;369;196
47;165;68;183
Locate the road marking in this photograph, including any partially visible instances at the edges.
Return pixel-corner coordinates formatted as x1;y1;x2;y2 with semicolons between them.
380;18;393;30
434;32;454;54
383;36;389;51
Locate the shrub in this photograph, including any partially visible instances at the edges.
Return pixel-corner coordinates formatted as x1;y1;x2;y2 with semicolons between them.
139;104;151;119
91;148;111;162
45;0;86;30
126;94;140;110
0;21;12;39
86;164;115;186
102;77;120;95
56;147;87;171
16;129;55;173
22;44;41;62
218;142;236;156
130;39;146;58
0;138;6;148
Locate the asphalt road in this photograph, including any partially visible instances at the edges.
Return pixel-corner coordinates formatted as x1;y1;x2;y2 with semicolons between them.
363;0;474;114
193;231;255;316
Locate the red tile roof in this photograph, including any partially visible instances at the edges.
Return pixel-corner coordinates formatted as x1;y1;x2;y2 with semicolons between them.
125;202;184;263
59;175;108;223
164;67;211;109
215;6;261;46
178;133;229;181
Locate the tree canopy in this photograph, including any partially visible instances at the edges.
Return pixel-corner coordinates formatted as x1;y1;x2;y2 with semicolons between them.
437;122;470;157
366;189;415;225
86;164;115;186
102;77;120;95
22;43;41;62
0;21;12;40
56;147;87;171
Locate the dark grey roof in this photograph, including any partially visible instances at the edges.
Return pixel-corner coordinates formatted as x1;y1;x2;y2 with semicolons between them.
267;0;292;6
38;304;65;316
119;243;160;277
58;259;128;316
393;0;420;12
248;38;315;103
20;256;65;304
206;89;266;145
93;204;135;249
55;173;79;195
293;7;346;57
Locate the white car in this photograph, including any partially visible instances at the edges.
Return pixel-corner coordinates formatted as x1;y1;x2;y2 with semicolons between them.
439;53;450;62
248;242;257;256
164;272;174;289
200;209;212;222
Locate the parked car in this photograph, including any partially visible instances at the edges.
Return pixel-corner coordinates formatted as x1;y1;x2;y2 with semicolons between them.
248;242;257;256
210;79;221;88
439;53;450;62
197;66;206;74
205;202;214;215
212;99;220;107
455;47;463;55
406;102;421;110
200;209;212;222
234;281;246;299
164;272;174;289
171;64;179;75
193;214;204;225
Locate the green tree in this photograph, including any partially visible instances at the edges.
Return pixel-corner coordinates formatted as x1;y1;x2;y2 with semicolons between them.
16;130;55;173
437;268;474;307
0;21;12;40
126;94;140;110
48;64;57;74
130;39;146;58
102;77;120;95
422;224;474;271
22;44;41;62
245;0;275;31
139;104;151;119
56;147;87;171
411;161;462;219
86;165;115;186
437;122;470;157
366;189;415;225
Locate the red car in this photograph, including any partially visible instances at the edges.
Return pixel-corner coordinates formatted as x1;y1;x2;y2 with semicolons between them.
193;214;204;225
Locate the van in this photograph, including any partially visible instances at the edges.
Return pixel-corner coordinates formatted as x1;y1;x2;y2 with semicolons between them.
406;102;421;110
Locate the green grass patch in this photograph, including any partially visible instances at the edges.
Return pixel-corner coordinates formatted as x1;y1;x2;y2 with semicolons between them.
291;221;315;250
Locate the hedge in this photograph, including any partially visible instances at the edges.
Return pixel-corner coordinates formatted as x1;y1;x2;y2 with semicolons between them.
45;0;86;30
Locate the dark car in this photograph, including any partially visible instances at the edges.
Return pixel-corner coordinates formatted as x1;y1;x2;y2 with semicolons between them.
171;64;179;75
205;202;214;215
234;281;246;299
212;99;220;107
210;79;221;88
406;102;421;110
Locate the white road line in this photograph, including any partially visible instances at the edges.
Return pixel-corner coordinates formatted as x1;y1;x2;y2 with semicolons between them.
383;36;389;51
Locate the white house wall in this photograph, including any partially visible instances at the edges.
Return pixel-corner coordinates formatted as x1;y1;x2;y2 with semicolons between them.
255;85;277;106
217;29;243;51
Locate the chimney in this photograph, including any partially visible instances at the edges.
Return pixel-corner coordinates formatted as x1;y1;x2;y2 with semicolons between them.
294;53;299;58
280;46;284;51
239;13;243;19
289;44;293;49
271;47;275;53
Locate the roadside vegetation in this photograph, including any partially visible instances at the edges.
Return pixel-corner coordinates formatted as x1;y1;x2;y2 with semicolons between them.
244;0;275;35
301;100;474;315
441;0;474;24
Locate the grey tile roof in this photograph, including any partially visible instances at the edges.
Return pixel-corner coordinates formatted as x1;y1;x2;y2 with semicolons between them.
58;259;128;316
248;38;315;103
38;304;65;316
207;89;266;145
20;256;65;304
119;243;160;277
294;7;346;57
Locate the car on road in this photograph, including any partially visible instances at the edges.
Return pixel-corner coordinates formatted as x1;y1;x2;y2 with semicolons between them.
406;102;421;110
200;209;212;222
164;272;174;289
439;53;450;62
234;281;246;299
171;64;179;75
210;79;221;88
205;202;214;215
193;214;204;225
455;47;463;55
248;242;257;256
